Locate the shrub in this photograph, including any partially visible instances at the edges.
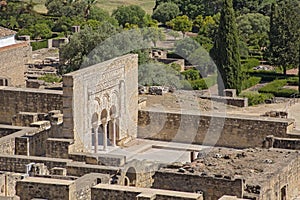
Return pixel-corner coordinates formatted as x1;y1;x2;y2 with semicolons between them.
241;77;261;90
242;58;260;71
38;74;62;83
180;80;192;90
181;69;200;81
258;79;298;97
287;77;299;86
239;91;274;106
190;79;208;90
31;40;48;51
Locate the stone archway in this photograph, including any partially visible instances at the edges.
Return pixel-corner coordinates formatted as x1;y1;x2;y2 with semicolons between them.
125;167;137;186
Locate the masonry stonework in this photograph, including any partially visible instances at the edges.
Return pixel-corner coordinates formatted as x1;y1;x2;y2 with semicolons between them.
0;87;63;124
0;42;31;87
138;110;295;148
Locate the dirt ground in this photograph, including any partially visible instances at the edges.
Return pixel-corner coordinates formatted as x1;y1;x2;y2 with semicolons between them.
142;90;294;117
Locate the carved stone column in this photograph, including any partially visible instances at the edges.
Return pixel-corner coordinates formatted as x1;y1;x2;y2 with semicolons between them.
112;118;117;147
94;127;98;153
102;118;108;151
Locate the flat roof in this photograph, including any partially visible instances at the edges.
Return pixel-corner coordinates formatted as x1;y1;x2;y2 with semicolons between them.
20;177;74;185
161;147;298;187
0;86;63;95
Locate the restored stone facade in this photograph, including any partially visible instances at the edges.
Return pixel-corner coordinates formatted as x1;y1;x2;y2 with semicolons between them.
63;54;138;152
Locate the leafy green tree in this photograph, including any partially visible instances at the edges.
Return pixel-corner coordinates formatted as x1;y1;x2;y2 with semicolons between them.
210;0;242;95
168;15;192;37
174;37;199;59
188;47;216;77
31;23;52;39
143;27;165;47
45;0;86;17
267;0;300;75
237;13;269;49
59;22;118;72
168;30;180;40
88;7;118;26
152;2;180;24
139;62;182;88
153;0;205;19
181;69;200;81
112;5;146;27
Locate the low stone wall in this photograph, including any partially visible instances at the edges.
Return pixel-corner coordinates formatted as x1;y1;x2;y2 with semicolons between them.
91;184;203;200
68;153;125;167
265;135;300;150
15;128;51;156
0;87;63;124
16;177;74;200
66;162;119;177
199;95;248;107
0;125;36;155
0;155;71;173
138;110;294;149
46;138;74;159
152;171;243;200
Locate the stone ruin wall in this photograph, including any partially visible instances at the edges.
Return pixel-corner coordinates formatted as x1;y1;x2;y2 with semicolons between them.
255;154;300;200
0;87;63;124
0;42;31;87
138;110;294;148
152;171;243;200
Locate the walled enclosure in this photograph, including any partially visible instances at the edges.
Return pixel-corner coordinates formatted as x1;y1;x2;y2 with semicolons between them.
0;42;31;87
63;54;138;153
152;148;300;200
138;110;295;148
0;87;63;124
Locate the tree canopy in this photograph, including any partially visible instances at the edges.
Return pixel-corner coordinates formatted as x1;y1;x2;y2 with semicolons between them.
112;5;146;27
152;2;180;24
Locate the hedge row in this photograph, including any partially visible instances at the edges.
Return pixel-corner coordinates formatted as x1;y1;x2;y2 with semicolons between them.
241;77;261;90
239;91;274;106
258;79;298;97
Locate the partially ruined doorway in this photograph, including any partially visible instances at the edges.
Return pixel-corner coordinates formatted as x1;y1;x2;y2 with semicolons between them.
125;167;137;186
281;186;287;200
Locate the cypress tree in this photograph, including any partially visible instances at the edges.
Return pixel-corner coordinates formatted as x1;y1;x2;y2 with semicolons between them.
268;0;300;76
210;0;241;95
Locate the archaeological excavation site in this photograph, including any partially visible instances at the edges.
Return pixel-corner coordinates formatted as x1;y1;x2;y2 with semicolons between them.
1;25;300;200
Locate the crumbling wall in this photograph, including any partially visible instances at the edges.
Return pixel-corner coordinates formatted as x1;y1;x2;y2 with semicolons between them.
91;184;203;200
46;138;73;159
255;155;300;200
0;87;63;124
16;177;74;200
0;155;70;173
265;135;300;150
152;171;243;200
66;162;119;177
138;110;294;148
